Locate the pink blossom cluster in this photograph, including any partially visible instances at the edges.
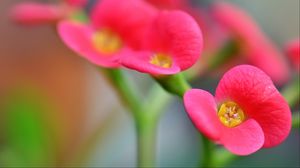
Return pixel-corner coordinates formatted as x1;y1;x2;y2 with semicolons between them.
11;0;294;156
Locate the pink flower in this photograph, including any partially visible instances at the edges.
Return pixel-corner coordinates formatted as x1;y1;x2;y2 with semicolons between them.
212;2;290;85
58;0;157;68
286;39;300;72
10;0;86;25
65;0;87;7
58;0;202;74
184;65;291;155
146;0;188;9
148;0;217;52
121;10;203;74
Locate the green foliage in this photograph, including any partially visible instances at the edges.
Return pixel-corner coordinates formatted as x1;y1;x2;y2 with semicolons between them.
0;88;55;167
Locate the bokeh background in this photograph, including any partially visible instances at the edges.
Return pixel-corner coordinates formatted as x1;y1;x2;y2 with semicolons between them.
0;0;299;167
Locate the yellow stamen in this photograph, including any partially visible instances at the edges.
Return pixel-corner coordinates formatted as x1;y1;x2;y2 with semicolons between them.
92;29;122;54
218;101;246;127
150;53;172;68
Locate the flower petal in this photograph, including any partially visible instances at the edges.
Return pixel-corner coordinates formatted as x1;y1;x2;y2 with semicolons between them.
91;0;157;50
145;10;203;71
247;38;290;85
121;51;180;75
146;0;188;9
57;20;121;68
215;65;291;148
183;89;221;141
213;2;290;84
10;2;64;25
220;119;264;155
212;2;261;45
65;0;87;7
286;39;300;72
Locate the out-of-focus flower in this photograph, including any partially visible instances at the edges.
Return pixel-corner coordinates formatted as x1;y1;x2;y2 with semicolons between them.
212;2;290;85
65;0;87;7
146;0;188;9
10;0;86;25
122;10;203;74
286;39;300;72
184;65;291;155
58;0;157;68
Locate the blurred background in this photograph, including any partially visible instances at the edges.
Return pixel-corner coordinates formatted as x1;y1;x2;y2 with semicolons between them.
0;0;299;167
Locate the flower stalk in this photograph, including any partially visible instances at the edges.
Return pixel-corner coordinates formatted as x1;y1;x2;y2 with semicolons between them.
154;73;191;97
102;68;170;167
281;77;300;108
135;112;158;167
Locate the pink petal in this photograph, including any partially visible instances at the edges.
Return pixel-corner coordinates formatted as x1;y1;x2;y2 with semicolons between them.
184;7;219;53
213;2;290;85
215;65;291;148
286;39;300;72
121;51;180;75
146;0;188;9
145;10;203;71
212;2;262;45
247;38;290;85
183;89;222;141
91;0;157;50
220;119;264;155
10;2;64;25
65;0;87;7
57;20;121;68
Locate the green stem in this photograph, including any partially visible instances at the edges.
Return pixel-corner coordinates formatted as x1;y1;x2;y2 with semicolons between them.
200;136;214;167
292;112;300;128
101;68;162;167
143;84;173;119
135;112;158;167
152;73;218;167
281;77;299;107
207;39;240;71
213;148;239;167
102;68;142;118
153;73;191;97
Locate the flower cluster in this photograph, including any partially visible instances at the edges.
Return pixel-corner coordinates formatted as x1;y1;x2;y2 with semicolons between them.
10;0;294;158
58;0;203;75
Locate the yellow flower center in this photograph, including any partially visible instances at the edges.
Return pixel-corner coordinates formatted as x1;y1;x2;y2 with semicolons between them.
150;53;172;68
218;101;246;127
92;29;122;54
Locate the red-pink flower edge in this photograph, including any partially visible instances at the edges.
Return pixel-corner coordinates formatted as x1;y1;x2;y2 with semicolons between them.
184;65;291;155
65;0;87;7
10;2;65;25
146;0;188;9
286;39;300;72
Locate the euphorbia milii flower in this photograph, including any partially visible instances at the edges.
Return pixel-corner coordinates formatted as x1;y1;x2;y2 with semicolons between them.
121;10;203;74
286;39;300;72
184;65;291;155
58;0;157;68
11;0;86;25
212;2;290;85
